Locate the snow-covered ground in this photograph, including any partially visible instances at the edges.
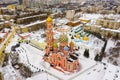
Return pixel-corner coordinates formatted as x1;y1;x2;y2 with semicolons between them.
5;35;19;53
73;62;106;80
74;62;120;80
30;72;59;80
1;13;120;80
15;42;97;80
102;63;120;80
3;24;103;79
16;43;45;72
105;38;116;55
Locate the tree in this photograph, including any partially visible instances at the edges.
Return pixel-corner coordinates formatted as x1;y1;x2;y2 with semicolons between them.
71;35;74;39
83;49;89;58
94;54;99;61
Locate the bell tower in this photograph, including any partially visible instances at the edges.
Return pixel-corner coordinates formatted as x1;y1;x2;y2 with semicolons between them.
46;16;54;50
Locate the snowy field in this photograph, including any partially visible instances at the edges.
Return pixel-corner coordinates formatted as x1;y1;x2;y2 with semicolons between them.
73;62;106;80
102;63;120;80
16;43;45;72
16;43;96;80
2;13;120;80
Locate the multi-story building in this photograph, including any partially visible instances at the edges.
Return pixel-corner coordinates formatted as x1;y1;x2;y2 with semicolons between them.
117;6;120;14
22;0;30;7
84;18;120;39
96;19;120;29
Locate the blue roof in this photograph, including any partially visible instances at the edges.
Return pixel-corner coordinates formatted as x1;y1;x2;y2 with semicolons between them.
64;46;69;51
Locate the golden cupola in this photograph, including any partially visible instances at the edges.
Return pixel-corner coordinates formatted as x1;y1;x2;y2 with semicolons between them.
46;16;52;22
70;40;74;46
82;36;89;41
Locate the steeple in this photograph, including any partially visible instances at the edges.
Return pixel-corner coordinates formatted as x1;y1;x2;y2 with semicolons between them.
46;16;52;22
46;16;54;50
46;16;53;29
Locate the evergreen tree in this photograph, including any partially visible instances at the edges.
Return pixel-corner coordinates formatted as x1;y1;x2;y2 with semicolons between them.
84;49;89;58
71;35;74;39
94;54;99;61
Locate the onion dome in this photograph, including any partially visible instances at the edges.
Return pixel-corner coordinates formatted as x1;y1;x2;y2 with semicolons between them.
59;34;68;43
46;16;52;22
82;36;89;41
70;41;74;46
76;34;80;39
64;46;69;51
53;42;58;48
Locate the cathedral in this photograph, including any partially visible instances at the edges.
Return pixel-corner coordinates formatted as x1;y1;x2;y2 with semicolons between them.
43;16;80;73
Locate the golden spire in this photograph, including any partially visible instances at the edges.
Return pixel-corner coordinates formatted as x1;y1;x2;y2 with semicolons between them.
46;16;52;22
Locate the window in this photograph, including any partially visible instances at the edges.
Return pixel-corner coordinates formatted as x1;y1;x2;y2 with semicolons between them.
69;65;70;70
58;57;60;60
64;60;65;66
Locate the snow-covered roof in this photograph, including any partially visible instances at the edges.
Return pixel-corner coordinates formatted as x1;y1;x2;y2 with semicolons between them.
101;28;120;33
20;20;46;28
18;14;47;21
0;32;6;38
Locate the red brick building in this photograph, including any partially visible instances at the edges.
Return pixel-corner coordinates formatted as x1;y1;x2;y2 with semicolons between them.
43;16;80;73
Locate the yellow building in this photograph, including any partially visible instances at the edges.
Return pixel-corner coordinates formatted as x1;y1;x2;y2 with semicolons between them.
0;9;2;14
103;20;109;28
117;6;120;14
7;5;15;10
21;27;29;33
0;26;16;64
79;18;90;23
96;19;120;29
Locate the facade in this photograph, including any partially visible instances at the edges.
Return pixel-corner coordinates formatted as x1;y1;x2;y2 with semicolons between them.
0;72;3;80
84;18;120;39
66;10;75;20
96;19;120;29
117;6;120;14
22;0;30;7
43;17;80;73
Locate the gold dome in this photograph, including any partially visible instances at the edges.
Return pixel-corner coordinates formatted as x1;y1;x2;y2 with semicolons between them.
46;16;52;22
76;34;80;39
70;41;74;46
82;36;89;41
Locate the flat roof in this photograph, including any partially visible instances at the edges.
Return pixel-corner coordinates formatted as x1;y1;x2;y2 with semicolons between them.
101;28;120;33
20;20;46;28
